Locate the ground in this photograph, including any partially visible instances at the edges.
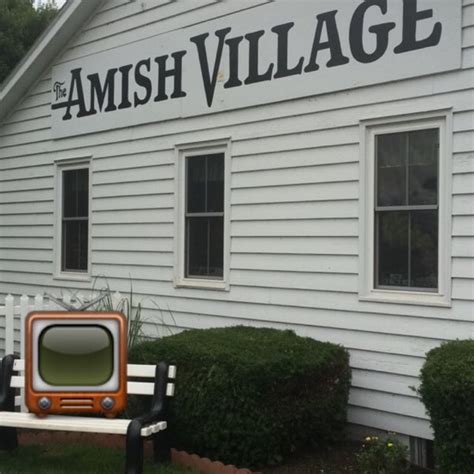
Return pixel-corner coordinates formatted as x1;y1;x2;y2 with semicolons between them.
11;431;433;473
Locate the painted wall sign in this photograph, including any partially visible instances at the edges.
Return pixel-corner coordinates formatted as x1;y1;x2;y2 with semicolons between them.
51;0;462;138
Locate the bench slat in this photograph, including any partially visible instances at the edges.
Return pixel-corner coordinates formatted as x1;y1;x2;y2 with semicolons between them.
0;412;166;437
127;381;154;395
10;360;176;382
127;364;156;377
10;377;156;396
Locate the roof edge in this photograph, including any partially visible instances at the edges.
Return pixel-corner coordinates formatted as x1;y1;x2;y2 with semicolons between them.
0;0;102;124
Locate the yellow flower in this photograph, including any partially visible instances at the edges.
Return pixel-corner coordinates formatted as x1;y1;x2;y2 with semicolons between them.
365;436;371;442
387;442;393;448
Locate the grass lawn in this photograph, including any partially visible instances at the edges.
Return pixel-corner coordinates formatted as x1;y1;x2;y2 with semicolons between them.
0;441;197;474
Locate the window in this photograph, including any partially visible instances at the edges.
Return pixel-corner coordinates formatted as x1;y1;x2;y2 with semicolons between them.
375;129;438;290
185;154;224;278
54;160;91;280
175;140;230;289
62;168;89;272
359;112;452;306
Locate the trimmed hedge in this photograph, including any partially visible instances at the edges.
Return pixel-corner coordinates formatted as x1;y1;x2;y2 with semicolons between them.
419;339;474;474
128;326;351;468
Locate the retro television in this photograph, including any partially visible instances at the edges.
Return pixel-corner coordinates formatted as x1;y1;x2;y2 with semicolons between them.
25;311;127;416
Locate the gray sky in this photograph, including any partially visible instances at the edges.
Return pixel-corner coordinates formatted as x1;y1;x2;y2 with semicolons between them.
35;0;67;7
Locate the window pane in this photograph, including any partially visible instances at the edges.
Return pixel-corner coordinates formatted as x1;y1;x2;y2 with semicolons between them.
209;216;224;277
408;129;438;205
63;169;88;218
187;156;206;213
410;210;438;289
77;169;89;217
62;220;88;271
186;217;223;278
186;217;208;277
63;170;77;218
377;211;409;287
376;133;406;207
207;154;224;212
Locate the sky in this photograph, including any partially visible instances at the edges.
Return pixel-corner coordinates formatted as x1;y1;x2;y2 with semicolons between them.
34;0;67;8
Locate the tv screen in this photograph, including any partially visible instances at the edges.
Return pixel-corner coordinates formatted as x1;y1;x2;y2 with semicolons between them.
39;325;113;386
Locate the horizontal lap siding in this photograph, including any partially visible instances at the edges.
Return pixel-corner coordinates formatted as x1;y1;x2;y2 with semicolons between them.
0;0;473;440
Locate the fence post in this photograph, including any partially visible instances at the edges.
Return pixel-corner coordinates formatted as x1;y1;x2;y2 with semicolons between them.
4;295;14;356
19;295;31;413
19;295;30;363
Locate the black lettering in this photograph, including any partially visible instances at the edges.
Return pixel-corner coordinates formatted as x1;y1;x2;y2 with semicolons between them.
224;36;243;89
190;28;231;107
304;11;349;73
394;0;442;53
154;50;187;102
87;68;118;115
271;23;304;79
134;59;152;106
244;30;274;85
118;64;133;109
349;0;396;64
62;68;88;120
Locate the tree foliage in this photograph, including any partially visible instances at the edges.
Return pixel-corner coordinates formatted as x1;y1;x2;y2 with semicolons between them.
0;0;58;84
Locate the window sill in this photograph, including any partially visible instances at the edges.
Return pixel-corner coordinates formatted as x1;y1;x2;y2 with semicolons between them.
174;278;228;291
53;273;92;283
359;289;451;308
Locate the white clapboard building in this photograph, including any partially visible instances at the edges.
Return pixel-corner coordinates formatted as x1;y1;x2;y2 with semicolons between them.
0;0;473;459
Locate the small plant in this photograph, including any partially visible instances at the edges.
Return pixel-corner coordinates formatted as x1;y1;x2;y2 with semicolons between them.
93;279;145;350
356;435;409;474
91;277;177;349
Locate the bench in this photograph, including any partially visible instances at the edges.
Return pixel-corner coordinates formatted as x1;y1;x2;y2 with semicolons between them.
0;354;177;474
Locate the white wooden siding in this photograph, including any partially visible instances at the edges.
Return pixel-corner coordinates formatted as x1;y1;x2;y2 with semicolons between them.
1;0;473;439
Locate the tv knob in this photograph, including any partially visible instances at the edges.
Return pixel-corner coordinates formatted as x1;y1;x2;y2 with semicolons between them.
38;397;51;410
101;397;114;410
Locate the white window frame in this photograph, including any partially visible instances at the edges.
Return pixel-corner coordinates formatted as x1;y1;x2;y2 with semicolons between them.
174;138;231;291
53;157;92;282
359;110;452;307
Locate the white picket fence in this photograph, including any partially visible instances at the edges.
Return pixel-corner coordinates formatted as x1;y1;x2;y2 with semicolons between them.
0;292;125;412
0;292;124;359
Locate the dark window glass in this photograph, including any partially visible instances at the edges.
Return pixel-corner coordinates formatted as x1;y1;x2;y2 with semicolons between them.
63;169;88;217
377;211;409;287
185;154;224;279
408;129;438;205
375;129;438;290
187;217;208;277
207;156;224;212
410;210;438;288
377;133;406;207
187;156;206;213
62;168;89;272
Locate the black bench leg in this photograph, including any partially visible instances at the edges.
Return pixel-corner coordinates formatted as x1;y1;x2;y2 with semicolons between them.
0;354;18;451
0;427;18;451
126;420;143;474
153;429;170;464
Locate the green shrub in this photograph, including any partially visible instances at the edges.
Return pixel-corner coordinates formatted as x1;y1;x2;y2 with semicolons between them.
419;339;474;474
356;435;409;474
128;326;351;468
